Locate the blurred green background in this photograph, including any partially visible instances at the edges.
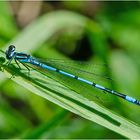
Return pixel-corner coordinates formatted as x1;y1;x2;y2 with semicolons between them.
0;1;140;139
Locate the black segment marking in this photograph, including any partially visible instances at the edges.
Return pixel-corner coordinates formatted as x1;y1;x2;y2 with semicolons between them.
56;69;59;72
74;76;78;79
92;82;96;86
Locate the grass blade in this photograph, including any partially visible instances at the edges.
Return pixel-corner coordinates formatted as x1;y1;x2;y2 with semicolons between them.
0;51;140;139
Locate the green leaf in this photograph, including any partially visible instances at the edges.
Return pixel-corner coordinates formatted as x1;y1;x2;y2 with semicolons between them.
1;10;140;138
0;50;140;139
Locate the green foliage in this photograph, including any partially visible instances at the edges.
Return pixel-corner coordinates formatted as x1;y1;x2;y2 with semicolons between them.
0;1;140;139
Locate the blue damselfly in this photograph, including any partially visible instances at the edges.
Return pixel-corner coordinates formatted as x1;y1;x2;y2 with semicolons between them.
5;45;140;106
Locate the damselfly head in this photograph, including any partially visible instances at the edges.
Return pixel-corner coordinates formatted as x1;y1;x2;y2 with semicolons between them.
5;45;16;60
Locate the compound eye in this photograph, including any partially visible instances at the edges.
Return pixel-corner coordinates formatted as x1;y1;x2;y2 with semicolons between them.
8;45;15;52
5;45;16;60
